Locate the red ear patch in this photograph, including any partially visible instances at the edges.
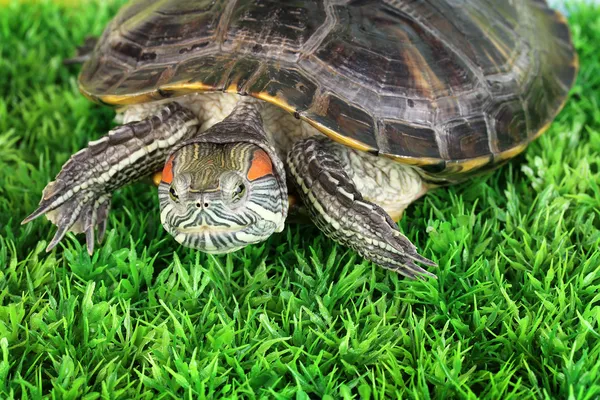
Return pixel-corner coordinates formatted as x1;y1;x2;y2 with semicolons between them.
161;155;175;184
247;149;273;181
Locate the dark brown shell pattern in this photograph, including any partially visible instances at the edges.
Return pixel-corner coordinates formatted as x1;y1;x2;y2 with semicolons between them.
79;0;578;180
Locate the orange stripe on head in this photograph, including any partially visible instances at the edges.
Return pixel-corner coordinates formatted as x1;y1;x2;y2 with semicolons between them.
247;149;273;181
161;155;175;184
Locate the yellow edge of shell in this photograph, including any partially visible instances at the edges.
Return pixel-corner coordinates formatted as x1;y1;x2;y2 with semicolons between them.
83;71;577;171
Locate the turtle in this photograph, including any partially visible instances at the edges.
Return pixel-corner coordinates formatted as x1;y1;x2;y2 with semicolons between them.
23;0;578;278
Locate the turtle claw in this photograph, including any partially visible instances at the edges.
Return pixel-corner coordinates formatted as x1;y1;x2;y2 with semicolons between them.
46;195;111;253
46;219;74;253
85;224;95;255
383;229;437;279
22;180;66;225
21;208;46;225
82;196;111;255
82;202;98;255
96;204;109;245
23;178;112;253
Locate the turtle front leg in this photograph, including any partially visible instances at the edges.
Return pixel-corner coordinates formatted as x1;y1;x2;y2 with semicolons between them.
287;137;436;279
23;102;200;254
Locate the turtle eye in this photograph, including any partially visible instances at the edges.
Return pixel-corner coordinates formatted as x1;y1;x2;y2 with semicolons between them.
169;186;179;202
232;183;245;202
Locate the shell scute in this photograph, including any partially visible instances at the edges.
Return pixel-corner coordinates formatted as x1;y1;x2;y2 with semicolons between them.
314;2;476;99
79;0;578;178
170;55;232;89
246;66;318;113
302;93;378;152
222;0;326;59
493;100;529;152
379;121;440;160
443;117;490;160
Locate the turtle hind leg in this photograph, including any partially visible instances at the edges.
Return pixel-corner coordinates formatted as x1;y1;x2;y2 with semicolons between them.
287;137;436;279
23;102;200;254
63;36;98;65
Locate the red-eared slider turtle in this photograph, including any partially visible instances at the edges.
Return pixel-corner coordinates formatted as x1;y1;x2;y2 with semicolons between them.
23;0;578;278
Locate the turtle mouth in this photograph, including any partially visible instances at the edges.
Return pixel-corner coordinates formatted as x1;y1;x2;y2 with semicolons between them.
172;224;253;254
175;224;248;234
169;219;278;254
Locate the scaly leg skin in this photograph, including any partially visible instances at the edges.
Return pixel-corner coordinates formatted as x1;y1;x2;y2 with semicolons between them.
22;102;200;254
287;137;436;279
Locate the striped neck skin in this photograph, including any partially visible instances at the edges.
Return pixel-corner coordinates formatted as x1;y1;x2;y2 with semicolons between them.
158;141;286;253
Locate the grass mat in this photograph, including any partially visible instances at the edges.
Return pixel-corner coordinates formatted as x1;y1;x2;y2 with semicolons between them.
1;1;599;398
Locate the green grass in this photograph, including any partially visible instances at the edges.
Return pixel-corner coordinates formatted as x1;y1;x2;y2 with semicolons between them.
1;0;600;398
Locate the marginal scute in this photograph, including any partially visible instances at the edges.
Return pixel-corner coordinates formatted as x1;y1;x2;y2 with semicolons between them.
168;55;229;90
303;94;378;151
79;0;578;179
443;117;490;160
222;58;263;93
493;100;528;152
525;73;554;133
380;121;440;159
246;66;318;113
120;66;171;95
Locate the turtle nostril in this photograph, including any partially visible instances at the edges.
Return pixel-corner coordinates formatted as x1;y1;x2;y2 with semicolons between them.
196;202;209;208
196;202;201;208
204;202;209;208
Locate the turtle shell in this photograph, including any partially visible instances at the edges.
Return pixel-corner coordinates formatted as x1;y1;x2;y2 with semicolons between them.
79;0;578;178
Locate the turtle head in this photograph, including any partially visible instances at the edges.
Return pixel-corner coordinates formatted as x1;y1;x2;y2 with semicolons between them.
158;141;286;253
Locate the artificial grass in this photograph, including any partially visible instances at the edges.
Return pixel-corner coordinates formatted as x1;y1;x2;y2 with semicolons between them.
1;0;599;398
